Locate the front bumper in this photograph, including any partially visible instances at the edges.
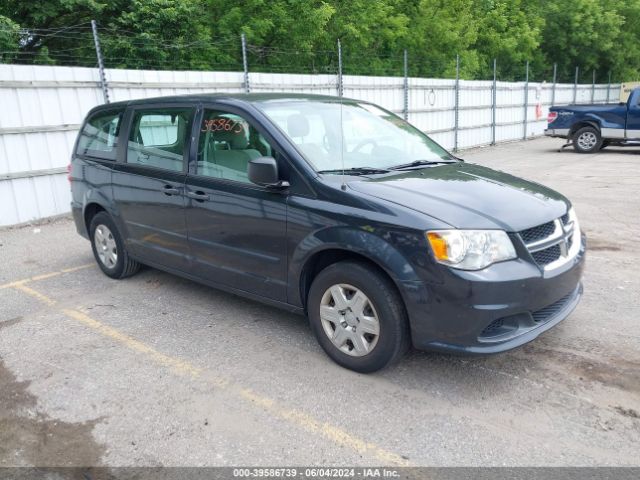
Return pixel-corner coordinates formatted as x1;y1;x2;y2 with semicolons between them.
544;128;570;138
402;235;586;355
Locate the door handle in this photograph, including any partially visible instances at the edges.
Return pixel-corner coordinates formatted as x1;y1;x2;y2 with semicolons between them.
186;190;210;202
163;184;181;196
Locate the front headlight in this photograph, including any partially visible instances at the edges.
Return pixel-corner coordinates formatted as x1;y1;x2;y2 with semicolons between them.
426;230;517;270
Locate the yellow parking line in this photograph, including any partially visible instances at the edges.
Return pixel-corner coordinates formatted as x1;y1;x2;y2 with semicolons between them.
0;263;94;289
62;308;203;379
13;283;58;306
11;279;410;466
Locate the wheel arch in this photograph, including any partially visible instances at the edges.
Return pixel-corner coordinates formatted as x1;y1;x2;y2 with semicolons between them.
80;188;123;238
296;240;419;320
83;202;107;233
569;120;600;137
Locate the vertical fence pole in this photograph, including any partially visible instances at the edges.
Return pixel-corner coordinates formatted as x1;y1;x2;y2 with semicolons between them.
454;54;460;152
591;69;596;104
403;49;409;121
337;39;343;97
241;33;250;93
551;63;557;106
523;61;529;140
607;71;612;103
91;20;109;104
573;66;579;104
491;58;497;145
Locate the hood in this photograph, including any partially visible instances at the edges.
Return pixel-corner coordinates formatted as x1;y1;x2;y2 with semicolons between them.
348;162;569;231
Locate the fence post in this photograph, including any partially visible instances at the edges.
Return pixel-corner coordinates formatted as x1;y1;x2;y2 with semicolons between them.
573;66;579;104
491;58;496;145
523;61;529;140
90;20;109;104
337;39;343;97
403;49;409;121
551;63;557;106
453;54;460;152
241;33;250;93
607;71;612;103
591;69;596;104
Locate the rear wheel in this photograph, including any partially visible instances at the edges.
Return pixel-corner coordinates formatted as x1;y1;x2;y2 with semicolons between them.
89;212;141;279
307;261;410;373
572;126;602;153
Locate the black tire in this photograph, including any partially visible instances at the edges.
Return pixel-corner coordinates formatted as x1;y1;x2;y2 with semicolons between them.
572;126;602;153
89;211;141;279
307;261;410;373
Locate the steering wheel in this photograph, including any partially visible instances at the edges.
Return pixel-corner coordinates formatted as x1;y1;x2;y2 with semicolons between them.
351;139;377;153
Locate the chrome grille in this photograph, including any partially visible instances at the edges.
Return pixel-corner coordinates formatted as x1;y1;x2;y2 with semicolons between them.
519;212;579;270
520;221;556;244
531;244;561;265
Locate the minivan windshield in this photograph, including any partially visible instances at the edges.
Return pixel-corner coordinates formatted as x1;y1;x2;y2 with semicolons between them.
257;100;453;173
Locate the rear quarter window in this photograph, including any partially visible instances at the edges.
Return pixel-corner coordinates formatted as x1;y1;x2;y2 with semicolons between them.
76;109;123;160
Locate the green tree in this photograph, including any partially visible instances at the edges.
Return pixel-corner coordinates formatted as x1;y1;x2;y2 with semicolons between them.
206;0;336;73
473;0;543;80
99;0;214;70
537;0;623;82
398;0;480;79
0;0;103;65
1;0;640;82
0;15;20;62
605;0;640;82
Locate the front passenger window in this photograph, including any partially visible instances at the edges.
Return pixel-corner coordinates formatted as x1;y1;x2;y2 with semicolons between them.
196;109;274;183
127;108;192;172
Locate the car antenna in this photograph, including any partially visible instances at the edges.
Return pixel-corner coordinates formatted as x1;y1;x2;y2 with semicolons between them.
338;39;346;191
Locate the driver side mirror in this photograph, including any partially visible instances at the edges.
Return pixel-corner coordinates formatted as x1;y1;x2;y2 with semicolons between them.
248;157;289;189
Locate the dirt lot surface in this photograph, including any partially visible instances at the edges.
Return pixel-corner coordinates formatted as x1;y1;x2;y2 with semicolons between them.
0;137;638;467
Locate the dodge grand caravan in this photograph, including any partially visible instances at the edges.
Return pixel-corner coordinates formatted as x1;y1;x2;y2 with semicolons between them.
70;93;586;373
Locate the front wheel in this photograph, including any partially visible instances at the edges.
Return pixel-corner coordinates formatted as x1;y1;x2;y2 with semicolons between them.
573;126;602;153
307;261;410;373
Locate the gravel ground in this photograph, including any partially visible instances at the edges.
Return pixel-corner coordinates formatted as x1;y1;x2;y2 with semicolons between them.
0;136;638;467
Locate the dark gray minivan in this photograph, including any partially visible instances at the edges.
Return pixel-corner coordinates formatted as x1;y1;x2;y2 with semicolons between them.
70;93;586;372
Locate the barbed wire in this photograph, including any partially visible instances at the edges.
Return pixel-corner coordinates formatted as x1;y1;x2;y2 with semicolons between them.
0;23;618;83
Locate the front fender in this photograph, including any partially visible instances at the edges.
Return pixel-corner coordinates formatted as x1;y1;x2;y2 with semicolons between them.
288;226;424;308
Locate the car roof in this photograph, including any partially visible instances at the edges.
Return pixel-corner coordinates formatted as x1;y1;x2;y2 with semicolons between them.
92;92;367;111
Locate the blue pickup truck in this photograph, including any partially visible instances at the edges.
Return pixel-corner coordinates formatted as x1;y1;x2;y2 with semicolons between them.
545;87;640;153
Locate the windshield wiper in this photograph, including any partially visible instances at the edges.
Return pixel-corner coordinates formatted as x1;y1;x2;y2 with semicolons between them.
388;159;459;170
317;166;391;175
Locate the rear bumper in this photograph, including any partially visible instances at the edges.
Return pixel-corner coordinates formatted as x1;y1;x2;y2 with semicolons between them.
544;128;570;138
402;235;586;355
